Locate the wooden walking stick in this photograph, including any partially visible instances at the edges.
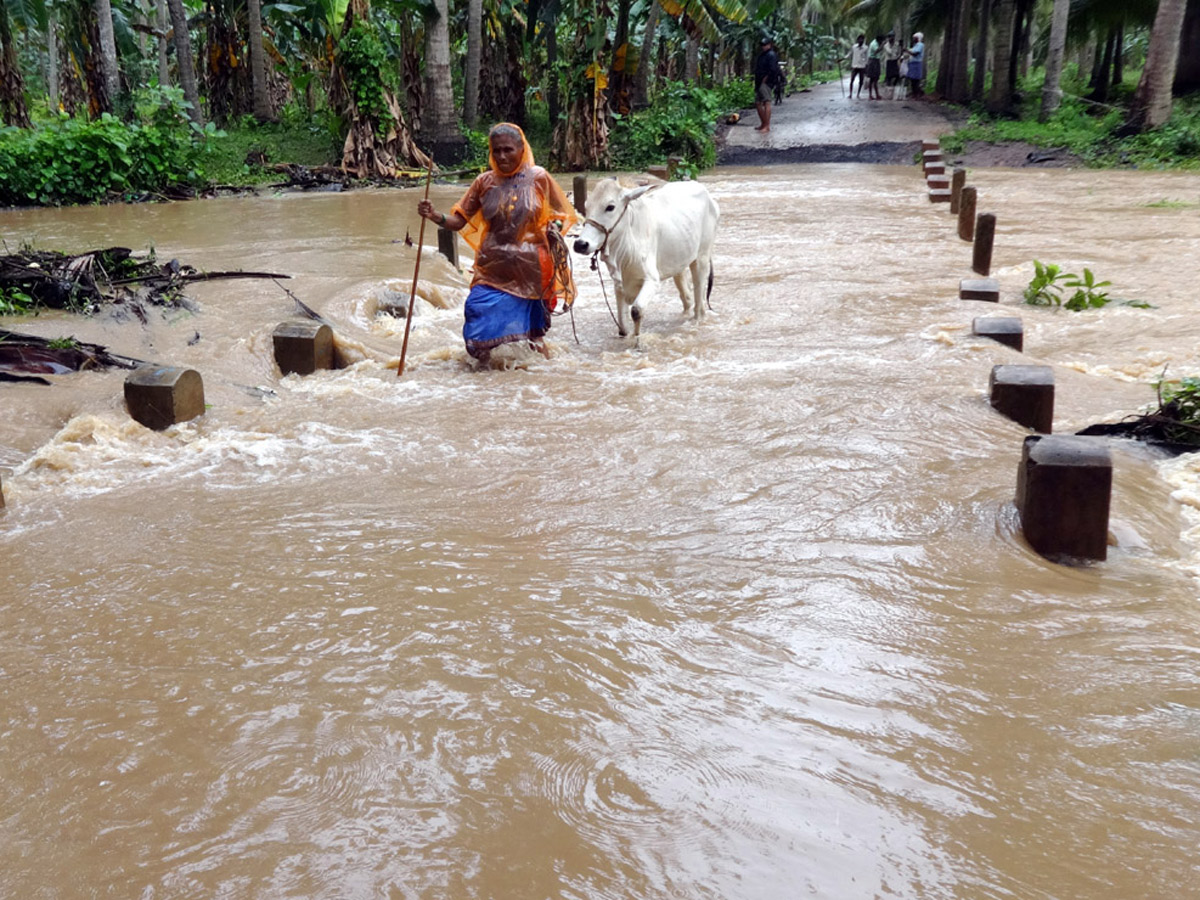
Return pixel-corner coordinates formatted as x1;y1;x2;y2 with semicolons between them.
397;153;437;378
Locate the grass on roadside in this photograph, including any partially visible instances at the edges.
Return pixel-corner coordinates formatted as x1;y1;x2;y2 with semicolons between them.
201;108;343;185
941;66;1200;170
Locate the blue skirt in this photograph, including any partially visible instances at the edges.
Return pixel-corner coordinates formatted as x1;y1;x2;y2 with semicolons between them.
463;285;551;360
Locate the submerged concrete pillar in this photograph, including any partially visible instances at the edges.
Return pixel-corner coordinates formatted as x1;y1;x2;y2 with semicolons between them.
1016;435;1112;562
973;316;1024;351
921;138;941;152
958;186;977;241
990;364;1054;433
573;175;587;214
927;173;951;190
950;168;967;213
647;164;669;180
924;156;946;176
124;365;205;430
273;320;334;375
437;226;459;268
973;213;997;275
960;278;1000;302
0;472;5;508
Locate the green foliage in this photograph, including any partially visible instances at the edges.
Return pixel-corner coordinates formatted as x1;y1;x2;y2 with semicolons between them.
47;336;80;350
1061;268;1112;311
944;87;1200;170
0;102;210;207
1023;261;1149;311
1154;376;1200;444
202;112;343;184
0;286;36;315
337;22;395;139
610;80;751;174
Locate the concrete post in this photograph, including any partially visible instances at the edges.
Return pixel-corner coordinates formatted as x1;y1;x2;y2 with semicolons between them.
958;186;977;241
927;174;951;189
437;226;459;268
647;164;669;180
973;316;1024;351
1016;435;1112;562
124;365;205;430
273;320;334;375
960;278;1000;301
573;174;587;215
990;365;1054;433
929;186;952;203
950;168;966;214
0;472;5;508
921;138;940;151
973;213;996;276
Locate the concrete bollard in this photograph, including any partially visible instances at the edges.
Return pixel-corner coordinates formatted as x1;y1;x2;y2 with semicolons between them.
273;320;334;376
0;472;5;508
950;168;966;214
929;187;953;203
436;226;459;269
124;365;205;431
921;139;941;151
573;174;587;214
927;174;951;189
973;316;1024;351
960;278;1000;302
973;213;996;276
958;186;977;241
990;364;1054;433
647;164;669;180
1016;435;1112;562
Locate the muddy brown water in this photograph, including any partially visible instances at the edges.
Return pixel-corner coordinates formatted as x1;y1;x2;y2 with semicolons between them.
2;166;1200;899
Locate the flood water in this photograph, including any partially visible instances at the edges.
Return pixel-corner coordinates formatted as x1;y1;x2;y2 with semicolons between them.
3;165;1200;899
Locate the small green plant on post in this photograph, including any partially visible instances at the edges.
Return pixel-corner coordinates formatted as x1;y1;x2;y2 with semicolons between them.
1154;375;1200;446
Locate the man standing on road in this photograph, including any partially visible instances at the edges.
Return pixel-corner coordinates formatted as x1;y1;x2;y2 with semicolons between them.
754;36;782;132
866;34;884;100
882;32;902;99
847;34;868;99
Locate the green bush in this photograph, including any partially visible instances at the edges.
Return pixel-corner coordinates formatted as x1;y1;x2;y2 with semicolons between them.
0;111;209;207
610;80;751;174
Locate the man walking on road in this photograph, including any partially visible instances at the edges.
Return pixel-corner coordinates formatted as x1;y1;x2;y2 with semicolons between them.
847;35;868;99
754;37;782;132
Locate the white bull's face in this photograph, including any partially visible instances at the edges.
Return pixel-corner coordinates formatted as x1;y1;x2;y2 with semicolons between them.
572;180;652;255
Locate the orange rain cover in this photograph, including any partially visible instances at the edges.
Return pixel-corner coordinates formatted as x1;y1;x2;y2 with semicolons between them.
451;124;578;304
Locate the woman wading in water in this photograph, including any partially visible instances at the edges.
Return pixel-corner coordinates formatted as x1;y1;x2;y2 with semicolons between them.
417;123;577;365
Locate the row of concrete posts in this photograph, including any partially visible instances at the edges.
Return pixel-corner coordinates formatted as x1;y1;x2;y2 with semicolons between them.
921;140;1112;563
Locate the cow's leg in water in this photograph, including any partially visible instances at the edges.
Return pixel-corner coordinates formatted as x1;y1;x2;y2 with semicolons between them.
615;278;634;338
691;256;710;323
673;273;693;315
629;276;660;339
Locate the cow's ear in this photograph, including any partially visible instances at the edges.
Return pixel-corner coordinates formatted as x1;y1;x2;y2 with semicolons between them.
624;184;656;203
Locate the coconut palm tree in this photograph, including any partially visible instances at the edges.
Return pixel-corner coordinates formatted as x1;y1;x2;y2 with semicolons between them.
166;0;204;123
421;0;465;160
464;0;480;127
1123;0;1188;130
0;0;35;126
94;0;121;112
1039;0;1070;119
247;0;273;120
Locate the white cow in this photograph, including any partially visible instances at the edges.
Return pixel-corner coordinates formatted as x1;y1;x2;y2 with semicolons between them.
573;178;720;339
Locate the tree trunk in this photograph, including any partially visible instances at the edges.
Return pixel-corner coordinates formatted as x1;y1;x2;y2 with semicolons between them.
684;32;699;82
0;5;30;127
1112;21;1124;86
48;8;61;110
156;0;170;86
972;0;992;101
464;0;481;127
423;0;466;161
632;1;659;108
1124;0;1187;131
546;21;559;126
1039;0;1071;120
1175;0;1200;92
247;0;273;121
94;0;121;114
1089;28;1115;102
167;0;204;125
937;0;973;101
986;0;1016;112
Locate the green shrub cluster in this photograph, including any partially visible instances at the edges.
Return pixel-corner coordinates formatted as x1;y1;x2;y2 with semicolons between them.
611;80;754;174
0;111;209;206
